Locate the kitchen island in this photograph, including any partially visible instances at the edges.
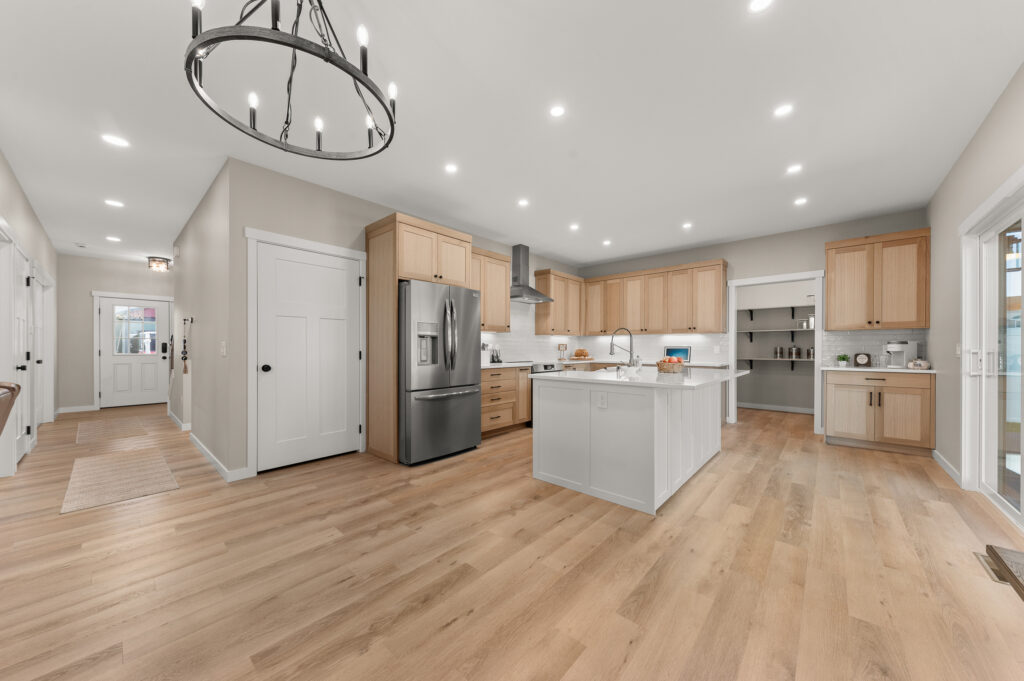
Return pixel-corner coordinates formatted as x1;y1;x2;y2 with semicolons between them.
530;367;748;514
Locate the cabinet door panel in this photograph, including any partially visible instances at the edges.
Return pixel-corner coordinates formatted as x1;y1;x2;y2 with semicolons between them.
826;245;873;330
515;368;531;423
565;279;582;336
551;276;568;334
397;224;437;282
668;269;693;332
875;387;932;448
876;237;928;329
534;273;554;336
622;276;645;331
826;384;875;441
585;282;604;334
481;258;510;332
603;279;623;334
470;253;482;291
644;273;669;333
436;235;472;288
692;265;724;333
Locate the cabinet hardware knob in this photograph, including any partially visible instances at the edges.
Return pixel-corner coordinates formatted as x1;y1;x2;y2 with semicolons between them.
261;364;272;372
875;320;880;324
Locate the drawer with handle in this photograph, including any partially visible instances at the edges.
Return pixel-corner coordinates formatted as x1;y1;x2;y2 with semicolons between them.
483;379;515;394
481;368;517;381
481;405;514;431
483;391;515;408
825;371;932;389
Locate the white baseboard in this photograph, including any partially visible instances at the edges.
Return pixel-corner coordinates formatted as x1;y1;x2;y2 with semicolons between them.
189;433;253;483
737;402;814;415
166;405;191;432
56;405;99;415
932;449;963;488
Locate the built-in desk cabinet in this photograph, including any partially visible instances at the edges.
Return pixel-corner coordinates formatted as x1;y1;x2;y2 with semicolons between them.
471;248;511;332
825;228;930;330
825;371;935;453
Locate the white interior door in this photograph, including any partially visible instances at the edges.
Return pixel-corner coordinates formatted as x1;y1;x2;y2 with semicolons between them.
98;297;170;408
12;251;31;458
257;243;361;471
31;278;44;437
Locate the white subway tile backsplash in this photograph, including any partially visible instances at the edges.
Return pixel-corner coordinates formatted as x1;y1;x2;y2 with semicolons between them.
820;329;928;367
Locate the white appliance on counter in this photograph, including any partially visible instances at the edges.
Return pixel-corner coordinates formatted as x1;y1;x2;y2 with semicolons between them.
885;340;919;368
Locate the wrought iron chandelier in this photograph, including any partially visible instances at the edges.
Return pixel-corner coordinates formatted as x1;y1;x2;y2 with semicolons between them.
185;0;397;160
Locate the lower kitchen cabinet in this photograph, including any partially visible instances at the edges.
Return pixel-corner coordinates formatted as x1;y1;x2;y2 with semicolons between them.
825;371;934;452
482;367;532;433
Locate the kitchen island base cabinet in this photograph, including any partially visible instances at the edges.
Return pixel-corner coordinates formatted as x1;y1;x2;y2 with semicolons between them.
532;374;722;514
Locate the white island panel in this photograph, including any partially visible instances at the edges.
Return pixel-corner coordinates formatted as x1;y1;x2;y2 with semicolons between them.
532;368;728;514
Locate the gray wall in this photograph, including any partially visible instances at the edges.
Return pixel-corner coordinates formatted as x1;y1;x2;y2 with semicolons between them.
171;162;231;460
579;209;929;280
56;255;175;409
0;146;56;278
927;63;1024;474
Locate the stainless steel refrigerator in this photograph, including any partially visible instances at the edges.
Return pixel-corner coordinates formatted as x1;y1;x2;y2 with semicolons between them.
399;280;482;464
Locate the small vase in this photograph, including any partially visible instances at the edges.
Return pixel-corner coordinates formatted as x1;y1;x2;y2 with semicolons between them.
838;361;848;368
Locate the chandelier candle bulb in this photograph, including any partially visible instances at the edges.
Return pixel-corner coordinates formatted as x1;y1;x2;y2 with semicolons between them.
248;92;259;129
191;0;203;39
357;25;369;74
366;114;374;148
314;116;324;151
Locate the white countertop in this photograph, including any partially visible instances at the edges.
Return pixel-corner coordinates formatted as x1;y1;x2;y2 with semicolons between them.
819;366;936;375
530;367;750;389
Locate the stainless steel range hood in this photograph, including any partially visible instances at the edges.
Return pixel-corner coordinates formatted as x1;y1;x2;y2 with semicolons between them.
509;244;553;304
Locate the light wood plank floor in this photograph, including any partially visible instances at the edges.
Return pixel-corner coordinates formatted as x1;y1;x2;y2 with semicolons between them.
2;405;1024;680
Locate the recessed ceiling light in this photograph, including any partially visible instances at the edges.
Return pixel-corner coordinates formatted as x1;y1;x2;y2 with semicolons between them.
570;223;579;231
682;222;693;230
517;198;530;208
773;103;794;118
748;0;774;13
602;240;611;246
786;163;803;175
444;163;458;174
549;104;566;118
106;236;122;242
105;199;125;208
794;197;808;206
101;134;130;148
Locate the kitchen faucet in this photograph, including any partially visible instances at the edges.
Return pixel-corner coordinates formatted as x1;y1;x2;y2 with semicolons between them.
609;328;641;367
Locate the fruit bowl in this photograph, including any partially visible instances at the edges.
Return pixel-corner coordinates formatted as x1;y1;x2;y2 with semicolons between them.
657;359;685;373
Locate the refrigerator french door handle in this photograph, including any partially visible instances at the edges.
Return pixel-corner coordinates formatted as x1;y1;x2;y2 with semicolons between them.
451;297;458;369
413;387;481;400
444;298;453;370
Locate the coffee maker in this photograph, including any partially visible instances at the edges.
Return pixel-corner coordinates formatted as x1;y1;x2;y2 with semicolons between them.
885;340;919;368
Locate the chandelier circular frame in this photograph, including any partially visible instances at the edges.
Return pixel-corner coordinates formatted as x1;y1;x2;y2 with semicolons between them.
184;25;396;161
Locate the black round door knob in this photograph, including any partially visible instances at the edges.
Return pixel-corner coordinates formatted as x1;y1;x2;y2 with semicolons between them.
261;364;272;372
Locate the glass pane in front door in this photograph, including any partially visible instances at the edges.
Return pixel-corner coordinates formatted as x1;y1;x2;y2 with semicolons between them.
997;223;1022;510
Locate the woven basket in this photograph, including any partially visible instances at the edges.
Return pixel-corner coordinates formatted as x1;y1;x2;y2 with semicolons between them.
657;361;685;373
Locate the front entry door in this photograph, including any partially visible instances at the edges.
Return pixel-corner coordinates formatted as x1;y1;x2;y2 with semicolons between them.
98;298;171;407
256;243;361;471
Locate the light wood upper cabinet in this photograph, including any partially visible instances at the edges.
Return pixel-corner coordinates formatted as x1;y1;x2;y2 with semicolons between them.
691;265;725;333
825;228;929;330
436;235;472;287
397;224;437;282
584;281;604;334
643;273;668;334
876;236;929;329
667;269;693;333
622;276;645;331
473;248;511;333
535;270;584;336
603;279;623;334
395;220;473;288
565;279;582;336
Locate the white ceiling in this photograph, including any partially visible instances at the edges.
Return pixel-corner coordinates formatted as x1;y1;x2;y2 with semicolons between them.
2;1;1024;266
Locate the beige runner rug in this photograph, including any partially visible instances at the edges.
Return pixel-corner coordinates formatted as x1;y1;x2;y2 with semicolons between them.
61;451;179;514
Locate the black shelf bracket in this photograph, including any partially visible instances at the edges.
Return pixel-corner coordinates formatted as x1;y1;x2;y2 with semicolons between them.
790;360;795;371
747;331;753;343
790;306;795;319
790;330;795;343
748;310;754;322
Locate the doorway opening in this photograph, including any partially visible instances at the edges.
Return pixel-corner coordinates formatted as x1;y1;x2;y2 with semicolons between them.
92;293;174;409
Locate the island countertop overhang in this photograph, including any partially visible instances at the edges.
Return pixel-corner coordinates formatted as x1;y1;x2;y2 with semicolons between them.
529;367;750;389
